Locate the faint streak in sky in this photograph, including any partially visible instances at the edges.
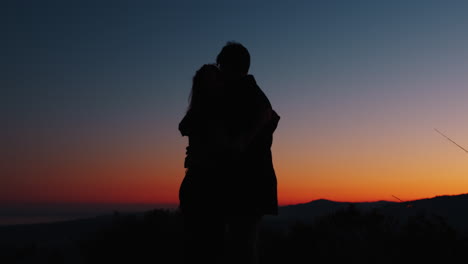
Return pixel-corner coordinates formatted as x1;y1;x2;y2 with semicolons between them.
434;128;468;154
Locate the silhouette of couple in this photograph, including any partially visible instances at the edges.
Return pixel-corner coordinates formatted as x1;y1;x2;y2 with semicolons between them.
178;42;280;264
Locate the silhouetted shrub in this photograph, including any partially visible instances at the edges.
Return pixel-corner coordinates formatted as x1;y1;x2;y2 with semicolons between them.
78;209;183;264
76;206;467;264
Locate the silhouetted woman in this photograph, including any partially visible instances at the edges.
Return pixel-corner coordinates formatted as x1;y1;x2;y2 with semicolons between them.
178;64;231;264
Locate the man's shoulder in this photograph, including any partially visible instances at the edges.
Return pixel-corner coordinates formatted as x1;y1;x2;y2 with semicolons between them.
245;75;271;108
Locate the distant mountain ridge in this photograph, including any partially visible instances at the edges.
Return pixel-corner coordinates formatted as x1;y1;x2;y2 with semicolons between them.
265;193;468;234
275;198;395;221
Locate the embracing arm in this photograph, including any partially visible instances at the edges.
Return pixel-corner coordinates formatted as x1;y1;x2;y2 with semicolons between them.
234;107;279;152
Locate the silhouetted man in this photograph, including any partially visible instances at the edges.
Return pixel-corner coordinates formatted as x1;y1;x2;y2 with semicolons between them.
217;41;280;264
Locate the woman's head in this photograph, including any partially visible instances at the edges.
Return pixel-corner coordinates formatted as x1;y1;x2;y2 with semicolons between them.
188;64;221;112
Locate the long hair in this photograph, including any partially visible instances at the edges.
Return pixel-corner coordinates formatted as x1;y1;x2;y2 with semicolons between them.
187;64;221;114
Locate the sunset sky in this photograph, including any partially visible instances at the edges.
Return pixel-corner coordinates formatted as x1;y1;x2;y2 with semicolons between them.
2;0;467;212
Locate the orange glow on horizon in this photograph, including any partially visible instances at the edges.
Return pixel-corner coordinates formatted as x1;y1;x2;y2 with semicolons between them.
2;118;467;207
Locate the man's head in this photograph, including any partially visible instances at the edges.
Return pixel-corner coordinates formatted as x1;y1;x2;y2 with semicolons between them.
216;41;250;77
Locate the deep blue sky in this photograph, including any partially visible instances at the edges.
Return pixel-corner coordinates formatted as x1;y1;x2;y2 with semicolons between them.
4;0;468;126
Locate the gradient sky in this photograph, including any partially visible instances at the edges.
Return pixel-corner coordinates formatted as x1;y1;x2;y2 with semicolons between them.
2;0;467;208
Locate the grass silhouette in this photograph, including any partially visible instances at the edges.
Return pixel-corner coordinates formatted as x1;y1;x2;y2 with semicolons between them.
2;205;467;263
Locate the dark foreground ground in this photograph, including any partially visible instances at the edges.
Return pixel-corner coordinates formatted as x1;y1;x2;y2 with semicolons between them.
1;201;468;264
